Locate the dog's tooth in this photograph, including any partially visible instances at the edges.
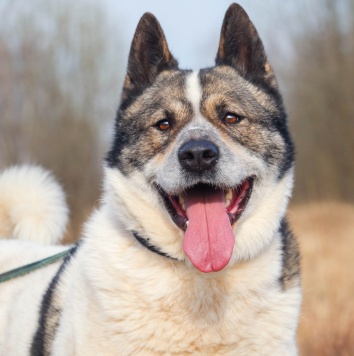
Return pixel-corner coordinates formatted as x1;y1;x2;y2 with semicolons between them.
186;220;189;226
225;189;232;205
179;196;185;210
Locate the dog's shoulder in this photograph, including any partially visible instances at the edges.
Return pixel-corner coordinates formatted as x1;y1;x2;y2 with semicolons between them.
279;218;301;290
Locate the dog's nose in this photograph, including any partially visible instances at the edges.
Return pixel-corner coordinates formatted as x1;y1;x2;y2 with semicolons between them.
178;140;219;173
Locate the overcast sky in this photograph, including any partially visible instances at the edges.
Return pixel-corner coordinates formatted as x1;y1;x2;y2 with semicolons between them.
103;0;295;71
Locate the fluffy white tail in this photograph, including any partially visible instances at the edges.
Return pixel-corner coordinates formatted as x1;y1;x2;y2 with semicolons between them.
0;165;68;244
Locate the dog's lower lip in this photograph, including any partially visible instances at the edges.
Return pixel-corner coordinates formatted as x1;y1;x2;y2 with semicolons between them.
159;177;254;229
227;177;254;225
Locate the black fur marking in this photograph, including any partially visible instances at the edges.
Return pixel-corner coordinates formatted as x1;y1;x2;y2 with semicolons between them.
279;219;301;290
276;120;295;179
215;3;277;93
30;243;81;356
265;101;295;179
132;231;180;261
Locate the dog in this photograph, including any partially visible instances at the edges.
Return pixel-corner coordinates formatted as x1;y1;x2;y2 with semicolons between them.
0;3;301;355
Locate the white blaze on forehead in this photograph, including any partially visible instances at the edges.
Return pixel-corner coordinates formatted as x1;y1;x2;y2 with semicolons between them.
185;71;202;119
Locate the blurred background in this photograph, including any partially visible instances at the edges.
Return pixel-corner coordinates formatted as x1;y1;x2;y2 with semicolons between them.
0;0;353;354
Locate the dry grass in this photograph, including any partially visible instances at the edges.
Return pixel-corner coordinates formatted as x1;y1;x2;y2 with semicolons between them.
289;202;354;355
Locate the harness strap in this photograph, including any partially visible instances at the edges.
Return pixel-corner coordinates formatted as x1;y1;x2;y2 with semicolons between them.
0;247;74;284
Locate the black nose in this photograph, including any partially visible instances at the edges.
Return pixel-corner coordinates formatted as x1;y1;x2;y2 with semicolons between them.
178;140;219;173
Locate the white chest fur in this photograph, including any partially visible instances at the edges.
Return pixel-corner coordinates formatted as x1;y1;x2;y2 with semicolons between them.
52;211;300;356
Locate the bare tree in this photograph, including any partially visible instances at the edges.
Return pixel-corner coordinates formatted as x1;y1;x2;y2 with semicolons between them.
0;0;123;239
278;0;354;203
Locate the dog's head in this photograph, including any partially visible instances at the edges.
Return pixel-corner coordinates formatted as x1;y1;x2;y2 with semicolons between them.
105;3;294;273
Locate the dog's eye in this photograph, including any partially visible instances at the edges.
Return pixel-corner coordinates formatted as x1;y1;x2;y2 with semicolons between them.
223;113;242;124
155;119;171;131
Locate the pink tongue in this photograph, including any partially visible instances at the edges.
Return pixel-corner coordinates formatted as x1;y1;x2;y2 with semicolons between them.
183;186;235;273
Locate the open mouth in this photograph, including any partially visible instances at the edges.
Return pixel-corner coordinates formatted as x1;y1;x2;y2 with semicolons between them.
159;177;254;273
161;177;254;230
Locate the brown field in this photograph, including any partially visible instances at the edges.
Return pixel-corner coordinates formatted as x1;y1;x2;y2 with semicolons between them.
289;202;354;355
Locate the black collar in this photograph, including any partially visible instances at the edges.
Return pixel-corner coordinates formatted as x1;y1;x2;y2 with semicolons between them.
132;231;181;261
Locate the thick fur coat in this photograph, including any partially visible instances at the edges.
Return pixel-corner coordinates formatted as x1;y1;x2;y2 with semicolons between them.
0;4;301;355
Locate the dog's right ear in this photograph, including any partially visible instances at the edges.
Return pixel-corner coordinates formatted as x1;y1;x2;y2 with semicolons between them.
121;13;178;104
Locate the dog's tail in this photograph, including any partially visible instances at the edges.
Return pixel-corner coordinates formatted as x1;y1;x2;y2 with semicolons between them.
0;165;68;244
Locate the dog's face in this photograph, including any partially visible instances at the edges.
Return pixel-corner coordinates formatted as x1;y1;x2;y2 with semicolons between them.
106;3;294;273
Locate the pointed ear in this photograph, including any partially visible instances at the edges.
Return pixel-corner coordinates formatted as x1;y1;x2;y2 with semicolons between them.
216;3;277;89
122;13;178;101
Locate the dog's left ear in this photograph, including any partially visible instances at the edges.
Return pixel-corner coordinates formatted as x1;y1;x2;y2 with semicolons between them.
121;13;178;103
216;3;277;89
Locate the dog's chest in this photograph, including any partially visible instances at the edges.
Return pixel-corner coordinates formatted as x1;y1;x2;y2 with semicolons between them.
93;270;296;355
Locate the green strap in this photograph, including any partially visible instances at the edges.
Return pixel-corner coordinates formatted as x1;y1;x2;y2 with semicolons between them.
0;248;73;284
